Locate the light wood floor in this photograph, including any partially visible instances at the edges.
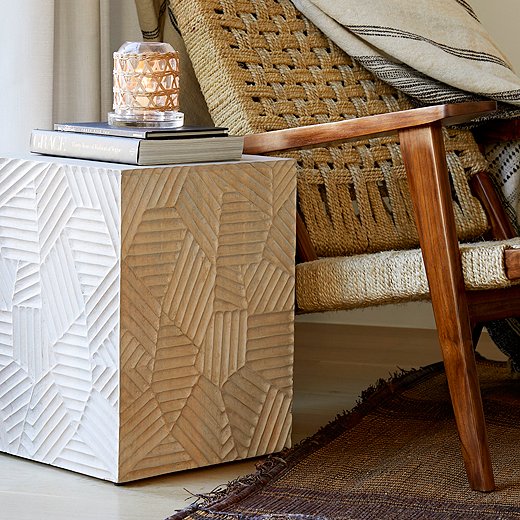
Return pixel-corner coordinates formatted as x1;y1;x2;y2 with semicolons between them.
0;323;505;520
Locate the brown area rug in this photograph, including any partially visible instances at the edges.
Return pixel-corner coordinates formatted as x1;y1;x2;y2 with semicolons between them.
168;358;520;519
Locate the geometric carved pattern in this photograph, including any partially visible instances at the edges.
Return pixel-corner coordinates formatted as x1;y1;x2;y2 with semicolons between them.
0;157;120;480
0;155;296;482
119;158;296;482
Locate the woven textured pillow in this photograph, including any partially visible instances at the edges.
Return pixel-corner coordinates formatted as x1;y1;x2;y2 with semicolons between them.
170;0;489;257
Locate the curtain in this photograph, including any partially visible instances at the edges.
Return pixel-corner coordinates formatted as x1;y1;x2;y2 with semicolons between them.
0;0;141;156
134;0;213;126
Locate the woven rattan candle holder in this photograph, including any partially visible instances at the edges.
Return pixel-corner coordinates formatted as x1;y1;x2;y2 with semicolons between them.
108;41;184;127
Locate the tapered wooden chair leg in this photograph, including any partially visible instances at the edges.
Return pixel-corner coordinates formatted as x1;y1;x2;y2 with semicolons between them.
399;123;495;491
434;316;495;491
472;323;484;349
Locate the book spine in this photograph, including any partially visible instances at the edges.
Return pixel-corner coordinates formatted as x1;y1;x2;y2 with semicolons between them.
30;131;140;164
54;123;146;138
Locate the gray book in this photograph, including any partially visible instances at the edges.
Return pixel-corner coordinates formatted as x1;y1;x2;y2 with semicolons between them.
54;121;228;139
30;129;244;165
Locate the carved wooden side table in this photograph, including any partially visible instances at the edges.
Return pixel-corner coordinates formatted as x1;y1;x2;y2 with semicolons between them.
0;154;296;482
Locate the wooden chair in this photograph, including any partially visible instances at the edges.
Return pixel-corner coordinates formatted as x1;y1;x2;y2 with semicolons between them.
168;0;520;491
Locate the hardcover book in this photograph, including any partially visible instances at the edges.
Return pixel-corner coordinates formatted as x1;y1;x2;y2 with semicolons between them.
53;121;228;139
30;129;244;165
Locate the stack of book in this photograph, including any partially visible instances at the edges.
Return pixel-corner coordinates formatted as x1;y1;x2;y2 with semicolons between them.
30;122;244;165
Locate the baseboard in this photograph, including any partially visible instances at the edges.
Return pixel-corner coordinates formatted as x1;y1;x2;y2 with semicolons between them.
296;301;436;329
294;321;506;362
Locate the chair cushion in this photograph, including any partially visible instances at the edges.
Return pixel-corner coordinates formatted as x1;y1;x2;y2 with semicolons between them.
296;239;520;312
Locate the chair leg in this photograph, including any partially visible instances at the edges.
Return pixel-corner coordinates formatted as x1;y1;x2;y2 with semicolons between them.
434;311;495;491
472;323;484;349
399;123;495;491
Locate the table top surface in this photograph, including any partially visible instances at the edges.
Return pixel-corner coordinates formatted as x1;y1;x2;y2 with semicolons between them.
1;153;294;170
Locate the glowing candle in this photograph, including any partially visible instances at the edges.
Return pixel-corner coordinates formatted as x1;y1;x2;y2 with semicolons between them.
108;41;184;127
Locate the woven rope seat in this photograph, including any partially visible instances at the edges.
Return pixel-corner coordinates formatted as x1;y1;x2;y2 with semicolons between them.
170;0;520;310
297;238;520;312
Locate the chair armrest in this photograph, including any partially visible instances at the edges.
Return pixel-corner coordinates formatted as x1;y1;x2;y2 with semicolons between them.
473;118;520;143
505;249;520;280
243;101;497;154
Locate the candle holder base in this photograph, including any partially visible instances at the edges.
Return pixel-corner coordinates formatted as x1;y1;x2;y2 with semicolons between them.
108;111;185;128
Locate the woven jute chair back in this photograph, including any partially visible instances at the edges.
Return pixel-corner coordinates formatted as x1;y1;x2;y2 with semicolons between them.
170;0;489;257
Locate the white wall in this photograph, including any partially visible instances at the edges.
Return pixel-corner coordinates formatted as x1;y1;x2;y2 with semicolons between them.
471;0;520;73
299;0;520;328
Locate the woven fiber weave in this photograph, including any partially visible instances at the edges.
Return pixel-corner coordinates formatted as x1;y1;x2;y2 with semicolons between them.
170;0;489;257
113;50;180;112
296;239;520;312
